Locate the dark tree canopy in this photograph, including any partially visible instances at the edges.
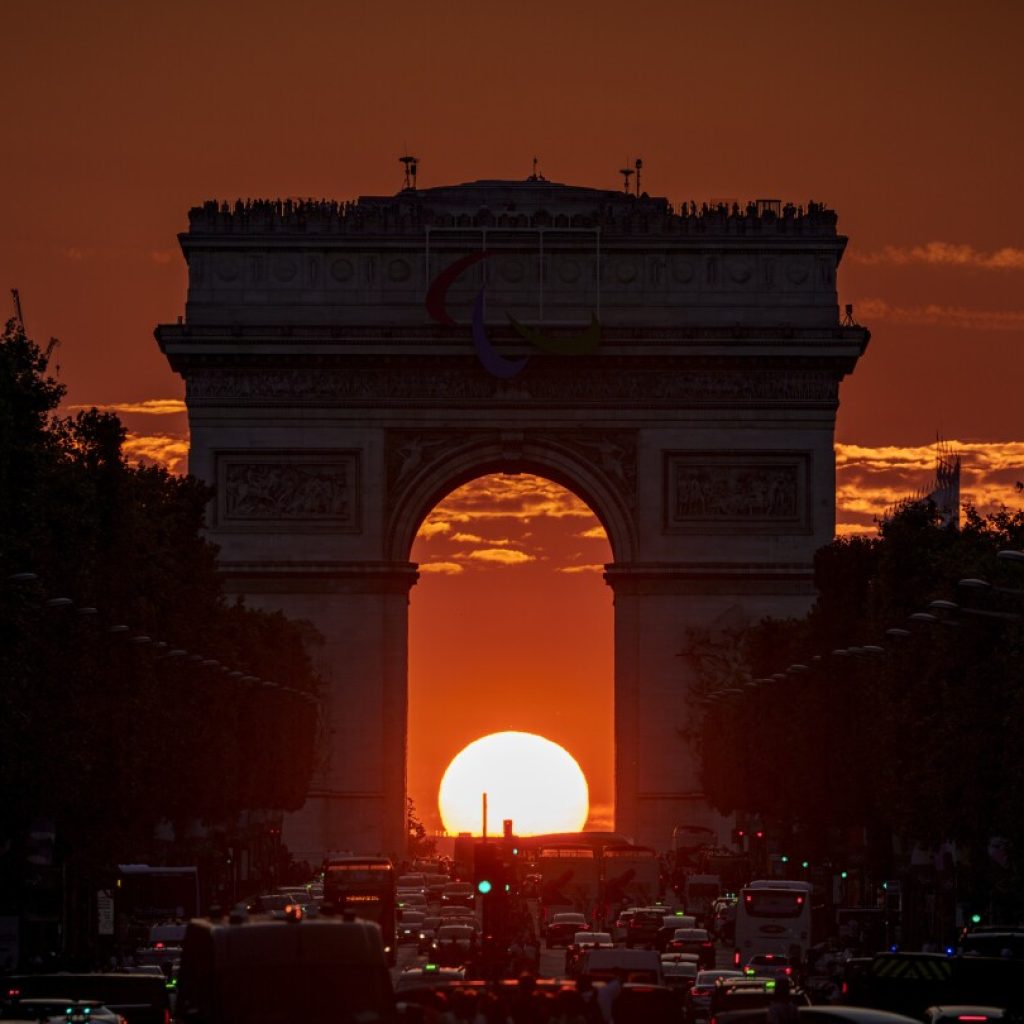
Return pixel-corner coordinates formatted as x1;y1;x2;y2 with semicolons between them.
0;320;323;870
688;498;1024;860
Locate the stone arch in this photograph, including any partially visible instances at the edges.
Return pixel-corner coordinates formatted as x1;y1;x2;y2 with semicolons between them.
385;433;638;565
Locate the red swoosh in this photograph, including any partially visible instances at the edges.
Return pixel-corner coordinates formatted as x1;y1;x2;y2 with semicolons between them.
425;250;491;326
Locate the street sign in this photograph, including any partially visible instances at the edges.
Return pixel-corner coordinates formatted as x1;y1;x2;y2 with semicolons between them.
97;890;115;936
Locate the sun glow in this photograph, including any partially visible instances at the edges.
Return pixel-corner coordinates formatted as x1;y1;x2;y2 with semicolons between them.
438;731;589;836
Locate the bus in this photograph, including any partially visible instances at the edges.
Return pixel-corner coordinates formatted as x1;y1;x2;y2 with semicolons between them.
601;845;661;916
733;879;813;966
537;845;600;922
322;856;396;964
117;864;200;921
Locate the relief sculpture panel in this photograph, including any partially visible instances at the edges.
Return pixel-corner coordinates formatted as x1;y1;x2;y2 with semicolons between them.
217;451;360;531
664;451;810;534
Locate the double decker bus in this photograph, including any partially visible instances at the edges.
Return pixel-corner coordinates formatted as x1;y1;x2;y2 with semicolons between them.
601;845;661;917
537;845;599;922
733;879;813;966
322;856;396;964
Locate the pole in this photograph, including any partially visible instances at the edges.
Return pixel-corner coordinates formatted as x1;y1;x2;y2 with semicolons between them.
482;792;488;841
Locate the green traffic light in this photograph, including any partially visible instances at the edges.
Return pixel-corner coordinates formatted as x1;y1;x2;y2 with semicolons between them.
780;855;789;863
841;871;848;879
477;880;492;894
801;860;809;869
971;913;982;924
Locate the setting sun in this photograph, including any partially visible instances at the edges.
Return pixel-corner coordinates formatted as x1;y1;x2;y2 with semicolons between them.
438;731;589;836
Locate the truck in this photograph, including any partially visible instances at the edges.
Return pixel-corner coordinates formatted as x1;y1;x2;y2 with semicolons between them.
683;873;721;925
176;910;394;1024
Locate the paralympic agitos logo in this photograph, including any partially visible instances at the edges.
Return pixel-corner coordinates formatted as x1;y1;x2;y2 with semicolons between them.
425;250;602;379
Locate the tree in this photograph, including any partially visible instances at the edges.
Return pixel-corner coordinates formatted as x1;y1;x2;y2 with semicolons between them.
407;799;436;861
688;498;1024;887
0;319;324;872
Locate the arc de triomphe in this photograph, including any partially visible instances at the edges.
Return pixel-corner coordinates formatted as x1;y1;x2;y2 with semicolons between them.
156;179;868;859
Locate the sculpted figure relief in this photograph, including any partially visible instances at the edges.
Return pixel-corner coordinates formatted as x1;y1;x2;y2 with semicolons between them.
671;461;801;523
223;460;356;521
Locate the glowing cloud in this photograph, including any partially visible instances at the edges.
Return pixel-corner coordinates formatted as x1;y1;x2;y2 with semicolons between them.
853;299;1024;331
122;433;189;474
463;548;535;565
69;399;187;415
417;561;465;575
851;242;1024;270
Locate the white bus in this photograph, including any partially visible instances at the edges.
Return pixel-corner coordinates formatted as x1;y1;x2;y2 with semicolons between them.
733;879;813;966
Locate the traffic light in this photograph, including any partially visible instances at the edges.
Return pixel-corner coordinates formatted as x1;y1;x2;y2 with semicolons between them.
473;841;510;941
732;828;747;845
474;842;502;894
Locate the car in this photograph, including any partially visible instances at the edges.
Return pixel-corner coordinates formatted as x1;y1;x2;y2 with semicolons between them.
924;1008;1008;1024
662;960;699;995
440;882;475;908
661;952;701;965
416;914;444;954
544;912;588;948
666;927;716;968
564;931;615;974
3;974;171;1024
0;998;123;1024
709;978;810;1017
655;914;698;951
438;905;474;921
422;874;450;901
956;929;1024;959
626;909;666;948
743;953;795;980
397;891;428;911
397;910;426;944
686;969;745;1021
396;872;428;893
430;924;479;966
393;965;466;993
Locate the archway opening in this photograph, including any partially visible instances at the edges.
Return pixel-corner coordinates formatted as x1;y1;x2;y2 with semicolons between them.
408;473;614;840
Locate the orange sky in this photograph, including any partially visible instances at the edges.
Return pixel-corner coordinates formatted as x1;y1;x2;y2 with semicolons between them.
4;0;1024;834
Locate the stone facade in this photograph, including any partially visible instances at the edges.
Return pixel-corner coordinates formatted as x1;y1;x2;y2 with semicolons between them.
156;178;869;859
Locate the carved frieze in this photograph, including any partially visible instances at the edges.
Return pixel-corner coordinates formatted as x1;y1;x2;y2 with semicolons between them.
187;367;838;407
664;451;811;534
216;451;360;532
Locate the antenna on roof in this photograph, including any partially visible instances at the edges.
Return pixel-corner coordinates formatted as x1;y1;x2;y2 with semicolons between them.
399;153;419;191
635;158;643;197
619;164;634;194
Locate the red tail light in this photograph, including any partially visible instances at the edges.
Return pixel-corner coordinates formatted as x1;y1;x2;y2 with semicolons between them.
784;967;792;975
702;942;713;948
841;983;849;995
164;1010;171;1024
155;941;165;949
733;950;741;965
7;989;21;998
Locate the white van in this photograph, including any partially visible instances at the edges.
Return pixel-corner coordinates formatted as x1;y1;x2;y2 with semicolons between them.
576;947;662;985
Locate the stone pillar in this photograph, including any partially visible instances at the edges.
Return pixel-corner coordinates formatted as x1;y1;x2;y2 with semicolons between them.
607;564;815;850
222;561;418;863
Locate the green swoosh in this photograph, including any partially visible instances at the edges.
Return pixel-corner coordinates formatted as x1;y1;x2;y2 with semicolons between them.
507;313;602;355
